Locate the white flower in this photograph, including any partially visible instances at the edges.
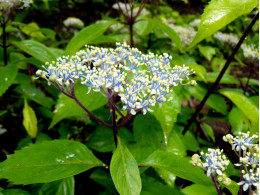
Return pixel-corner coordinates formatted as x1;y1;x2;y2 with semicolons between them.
63;17;84;28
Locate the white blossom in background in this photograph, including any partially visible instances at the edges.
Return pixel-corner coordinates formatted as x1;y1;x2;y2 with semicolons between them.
0;0;32;10
165;23;196;47
112;2;149;16
190;18;201;28
36;42;194;116
241;44;259;60
213;32;239;46
63;17;84;28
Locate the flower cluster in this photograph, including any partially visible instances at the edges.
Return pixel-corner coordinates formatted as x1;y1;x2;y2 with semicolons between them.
36;43;194;115
213;32;239;46
189;19;201;28
190;148;229;177
223;132;258;151
223;132;259;192
217;174;231;186
0;0;31;10
241;44;259;60
171;25;196;47
63;17;84;28
238;169;259;191
0;0;32;20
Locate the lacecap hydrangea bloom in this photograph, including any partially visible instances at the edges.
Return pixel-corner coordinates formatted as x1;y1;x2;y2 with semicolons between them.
223;132;258;151
190;148;230;177
223;132;259;192
213;32;239;46
36;43;195;115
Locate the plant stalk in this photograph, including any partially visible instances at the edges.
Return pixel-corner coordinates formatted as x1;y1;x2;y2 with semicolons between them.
239;166;244;195
2;21;8;66
182;12;259;135
211;174;222;195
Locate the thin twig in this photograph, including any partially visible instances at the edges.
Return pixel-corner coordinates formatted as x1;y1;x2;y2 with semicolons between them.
211;174;222;195
70;86;113;129
182;12;259;135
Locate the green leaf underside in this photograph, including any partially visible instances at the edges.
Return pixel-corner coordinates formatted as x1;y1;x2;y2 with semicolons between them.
23;99;38;139
219;89;259;133
65;22;115;55
13;40;56;63
39;176;75;195
145;18;182;51
110;136;142;195
188;0;258;49
0;63;18;96
0;140;104;184
140;150;212;186
49;84;107;129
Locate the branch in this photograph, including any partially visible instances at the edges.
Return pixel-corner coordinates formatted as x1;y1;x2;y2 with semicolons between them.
182;12;259;135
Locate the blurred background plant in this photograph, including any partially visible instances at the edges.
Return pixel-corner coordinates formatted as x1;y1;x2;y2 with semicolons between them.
0;0;258;194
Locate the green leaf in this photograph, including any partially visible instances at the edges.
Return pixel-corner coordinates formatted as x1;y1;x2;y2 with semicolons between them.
14;84;55;108
219;179;239;195
185;64;207;82
0;140;104;184
151;90;182;143
198;45;216;61
0;63;18;96
195;72;239;84
131;114;165;163
1;189;30;195
201;123;215;142
141;176;184;195
183;131;200;152
240;78;259;86
134;19;154;36
110;136;142;195
13;40;56;63
154;168;177;188
220;90;259;133
249;96;259;107
145;18;182;51
65;22;114;55
229;107;249;135
166;131;186;156
39;177;75;195
90;168;114;188
182;184;217;195
20;22;45;38
140;150;212;186
49;84;107;129
188;0;258;49
87;126;131;153
186;85;228;114
89;168;118;195
23;99;38;139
